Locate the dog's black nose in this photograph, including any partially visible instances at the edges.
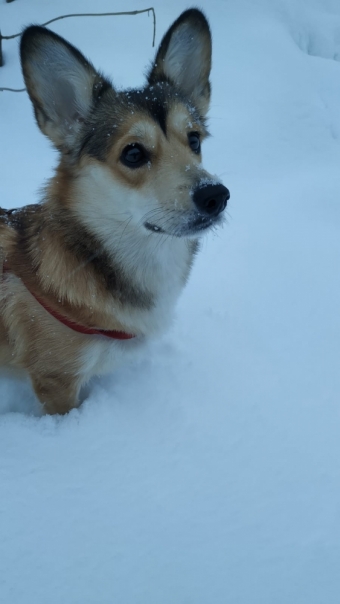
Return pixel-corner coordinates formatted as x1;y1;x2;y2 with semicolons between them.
193;183;230;217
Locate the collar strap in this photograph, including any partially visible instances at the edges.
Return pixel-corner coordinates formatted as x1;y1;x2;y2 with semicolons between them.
2;266;135;340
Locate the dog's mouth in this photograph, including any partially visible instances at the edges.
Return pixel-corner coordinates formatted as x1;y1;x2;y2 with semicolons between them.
144;214;221;237
144;222;166;234
190;215;215;232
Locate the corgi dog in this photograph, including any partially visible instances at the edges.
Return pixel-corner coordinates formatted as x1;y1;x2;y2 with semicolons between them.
0;9;229;414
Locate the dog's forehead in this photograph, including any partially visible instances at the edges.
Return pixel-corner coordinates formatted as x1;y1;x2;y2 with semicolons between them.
123;106;199;140
116;82;201;135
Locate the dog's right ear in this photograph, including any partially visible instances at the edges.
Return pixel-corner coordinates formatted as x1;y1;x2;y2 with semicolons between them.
147;9;212;116
20;26;110;151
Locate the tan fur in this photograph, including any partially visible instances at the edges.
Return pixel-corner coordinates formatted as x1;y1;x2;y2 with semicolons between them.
0;10;228;414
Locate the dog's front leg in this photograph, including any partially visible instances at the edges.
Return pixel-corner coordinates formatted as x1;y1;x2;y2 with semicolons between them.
31;372;81;415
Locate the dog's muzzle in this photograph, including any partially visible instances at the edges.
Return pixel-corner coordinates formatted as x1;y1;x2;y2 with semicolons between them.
144;183;230;236
192;183;230;218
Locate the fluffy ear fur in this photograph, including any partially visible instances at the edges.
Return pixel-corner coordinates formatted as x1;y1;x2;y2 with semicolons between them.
148;9;212;116
20;26;110;151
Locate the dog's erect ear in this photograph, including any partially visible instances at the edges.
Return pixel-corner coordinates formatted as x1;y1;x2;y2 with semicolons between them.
20;26;110;151
148;9;212;115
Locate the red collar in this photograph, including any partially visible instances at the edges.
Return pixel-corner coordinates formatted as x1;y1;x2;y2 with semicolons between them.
2;265;135;340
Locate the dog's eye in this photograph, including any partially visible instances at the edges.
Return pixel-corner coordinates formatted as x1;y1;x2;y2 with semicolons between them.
120;144;149;168
188;132;201;154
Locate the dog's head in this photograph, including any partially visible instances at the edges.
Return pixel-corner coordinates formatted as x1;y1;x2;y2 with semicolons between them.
20;9;229;239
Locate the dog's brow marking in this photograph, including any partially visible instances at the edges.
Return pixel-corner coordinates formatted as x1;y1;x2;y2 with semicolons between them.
168;106;199;137
127;121;158;142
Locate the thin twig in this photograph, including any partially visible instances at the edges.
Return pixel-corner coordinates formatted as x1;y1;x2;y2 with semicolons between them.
0;8;156;91
0;86;25;92
2;8;156;45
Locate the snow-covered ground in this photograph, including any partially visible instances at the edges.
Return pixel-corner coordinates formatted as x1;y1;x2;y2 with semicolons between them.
1;0;340;602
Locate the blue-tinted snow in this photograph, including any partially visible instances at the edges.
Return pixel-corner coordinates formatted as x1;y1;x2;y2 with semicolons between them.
1;0;340;602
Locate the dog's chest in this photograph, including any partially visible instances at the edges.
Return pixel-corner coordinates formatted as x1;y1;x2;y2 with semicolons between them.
80;239;194;379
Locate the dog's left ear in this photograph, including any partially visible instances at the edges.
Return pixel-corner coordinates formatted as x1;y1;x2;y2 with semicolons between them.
148;9;212;116
20;26;111;152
